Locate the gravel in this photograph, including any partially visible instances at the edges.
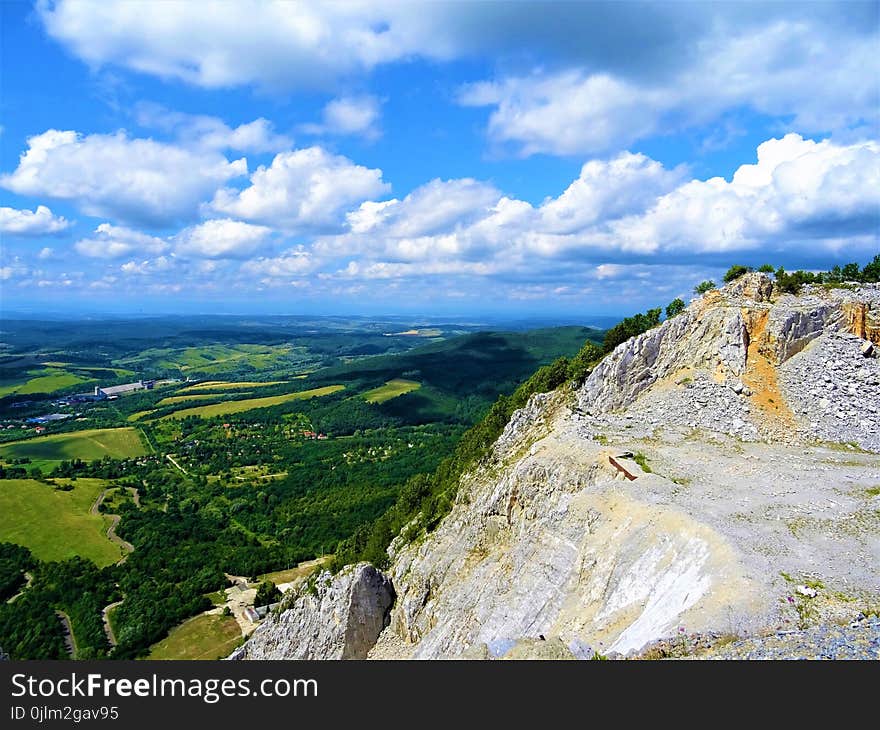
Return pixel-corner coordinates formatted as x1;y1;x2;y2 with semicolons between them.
694;617;880;660
779;331;880;452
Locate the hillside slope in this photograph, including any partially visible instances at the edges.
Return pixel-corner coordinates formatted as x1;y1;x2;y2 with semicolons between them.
233;274;880;660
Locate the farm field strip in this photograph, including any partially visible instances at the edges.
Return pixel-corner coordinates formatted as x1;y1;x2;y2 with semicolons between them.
161;385;344;420
363;378;422;403
179;380;286;392
156;393;251;406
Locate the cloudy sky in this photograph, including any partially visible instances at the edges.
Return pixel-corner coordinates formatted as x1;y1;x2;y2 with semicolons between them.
1;0;878;317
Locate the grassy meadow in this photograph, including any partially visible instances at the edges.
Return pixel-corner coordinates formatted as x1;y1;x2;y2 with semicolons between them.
0;478;122;566
0;428;147;472
362;378;422;403
146;613;242;660
0;368;94;398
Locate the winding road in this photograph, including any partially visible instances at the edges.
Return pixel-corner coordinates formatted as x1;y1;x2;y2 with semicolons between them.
89;487;140;560
56;610;76;659
101;601;124;647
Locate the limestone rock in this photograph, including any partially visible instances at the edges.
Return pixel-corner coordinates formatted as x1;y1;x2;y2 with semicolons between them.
365;278;880;659
235;278;880;661
724;271;774;303
230;563;394;660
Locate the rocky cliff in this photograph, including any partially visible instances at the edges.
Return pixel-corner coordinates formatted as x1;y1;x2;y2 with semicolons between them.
229;564;394;660
235;274;880;660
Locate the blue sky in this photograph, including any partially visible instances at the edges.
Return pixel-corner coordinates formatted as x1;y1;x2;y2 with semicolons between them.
1;0;878;317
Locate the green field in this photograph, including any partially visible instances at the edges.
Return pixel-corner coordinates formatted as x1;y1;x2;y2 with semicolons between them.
0;478;122;566
146;613;243;660
0;428;148;470
42;363;135;378
180;380;286;392
116;344;293;375
0;368;94;398
156;393;246;406
126;410;157;422
362;378;422;403
162;385;344;420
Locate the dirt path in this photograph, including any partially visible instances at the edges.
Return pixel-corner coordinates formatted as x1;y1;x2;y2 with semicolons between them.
56;610;76;659
6;571;33;604
166;454;188;474
90;489;135;559
102;600;123;647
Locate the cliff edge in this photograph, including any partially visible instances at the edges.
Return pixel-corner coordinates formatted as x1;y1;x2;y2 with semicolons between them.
235;274;880;659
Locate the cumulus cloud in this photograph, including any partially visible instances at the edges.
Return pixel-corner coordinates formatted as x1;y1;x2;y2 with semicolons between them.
328;178;515;265
0;129;246;226
210;146;389;231
74;223;169;259
0;258;29;281
241;246;316;278
313;135;879;282
119;256;175;275
10;132;875;309
459;22;879;156
135;103;292;152
174;219;273;259
301;96;382;139
37;1;877;163
0;204;70;235
610;135;880;254
38;1;877;91
538;153;685;234
38;1;455;90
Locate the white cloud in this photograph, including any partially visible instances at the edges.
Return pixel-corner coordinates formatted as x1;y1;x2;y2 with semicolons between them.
174;219;273;259
0;257;30;281
241;246;316;278
210;146;389;231
610;134;880;254
538;153;684;234
1;129;246;226
74;223;169;259
39;1;877;97
135;103;292;152
120;257;174;275
38;1;456;90
302;96;382;139
0;205;70;235
459;71;664;157
459;22;879;156
38;247;55;259
356;178;502;238
313;135;879;282
594;264;625;280
35;1;877;164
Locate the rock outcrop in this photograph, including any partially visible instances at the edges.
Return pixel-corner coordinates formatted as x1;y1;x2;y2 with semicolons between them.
234;275;880;660
230;563;394;660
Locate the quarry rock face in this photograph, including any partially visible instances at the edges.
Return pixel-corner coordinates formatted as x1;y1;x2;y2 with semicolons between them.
230;563;394;660
235;274;880;660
